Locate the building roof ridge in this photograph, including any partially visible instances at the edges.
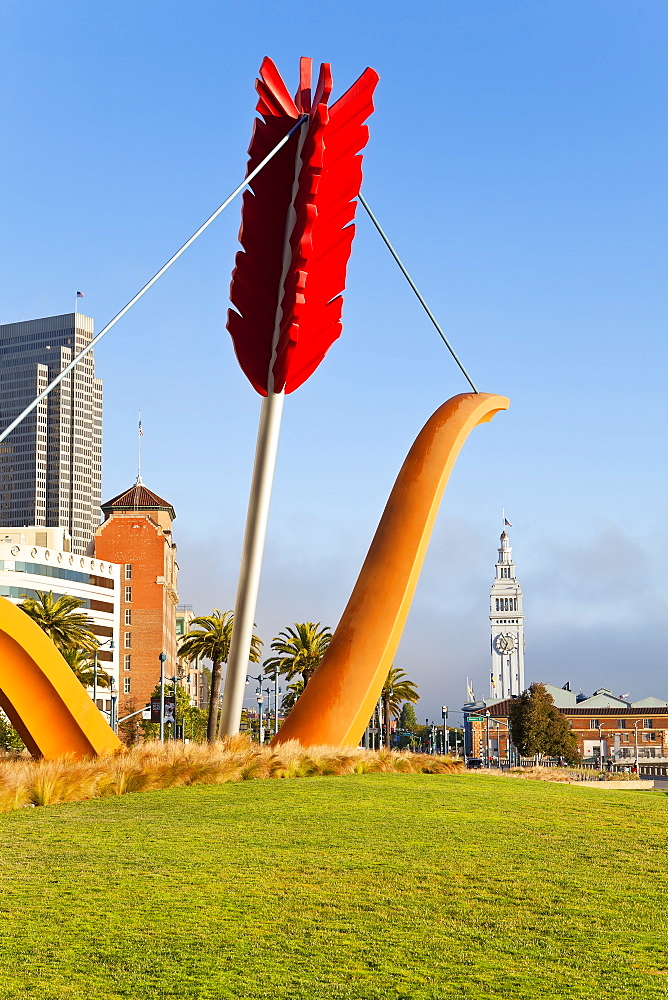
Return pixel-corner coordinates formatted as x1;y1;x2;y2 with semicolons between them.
101;482;176;519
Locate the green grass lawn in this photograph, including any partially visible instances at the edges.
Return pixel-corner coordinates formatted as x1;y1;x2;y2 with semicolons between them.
0;773;666;999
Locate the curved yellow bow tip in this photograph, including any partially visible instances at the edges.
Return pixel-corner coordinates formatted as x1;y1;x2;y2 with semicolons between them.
273;392;509;749
0;597;122;759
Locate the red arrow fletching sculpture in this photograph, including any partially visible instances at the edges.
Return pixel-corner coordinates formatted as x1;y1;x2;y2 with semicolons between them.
227;56;379;394
219;57;379;738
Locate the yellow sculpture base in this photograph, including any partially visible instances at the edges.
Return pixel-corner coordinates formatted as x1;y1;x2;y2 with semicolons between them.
273;392;509;748
0;597;122;759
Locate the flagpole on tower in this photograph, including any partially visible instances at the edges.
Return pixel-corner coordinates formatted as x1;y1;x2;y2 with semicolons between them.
137;411;143;484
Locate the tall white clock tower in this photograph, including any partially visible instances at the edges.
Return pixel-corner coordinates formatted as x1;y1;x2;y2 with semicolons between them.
489;530;525;699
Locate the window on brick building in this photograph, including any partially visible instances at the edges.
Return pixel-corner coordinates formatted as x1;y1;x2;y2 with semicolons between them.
125;564;132;579
124;586;132;602
124;609;132;626
124;632;131;648
124;654;131;671
617;719;626;729
644;719;653;728
124;677;131;694
590;720;600;730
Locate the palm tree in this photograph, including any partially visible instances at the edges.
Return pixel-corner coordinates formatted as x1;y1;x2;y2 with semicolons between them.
18;591;98;654
61;648;112;690
280;679;304;715
263;622;332;689
381;666;419;748
178;610;262;743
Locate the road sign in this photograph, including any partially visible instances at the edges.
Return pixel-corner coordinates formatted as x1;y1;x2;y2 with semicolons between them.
467;715;485;722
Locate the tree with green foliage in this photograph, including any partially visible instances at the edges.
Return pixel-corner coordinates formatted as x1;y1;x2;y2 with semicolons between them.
178;610;262;742
399;702;419;732
0;709;25;753
263;622;332;689
381;666;419;747
509;682;580;762
18;591;98;654
280;679;304;715
61;648;112;689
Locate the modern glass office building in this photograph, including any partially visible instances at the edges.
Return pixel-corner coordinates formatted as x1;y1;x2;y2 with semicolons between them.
0;313;102;554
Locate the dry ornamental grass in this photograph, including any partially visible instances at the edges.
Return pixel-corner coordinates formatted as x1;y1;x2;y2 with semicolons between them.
0;738;462;812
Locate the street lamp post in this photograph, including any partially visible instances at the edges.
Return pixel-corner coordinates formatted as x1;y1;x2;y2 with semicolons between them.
158;653;167;743
597;724;604;770
257;689;264;743
110;684;118;733
487;717;513;767
442;705;448;756
273;675;281;736
634;720;641;771
484;713;507;767
485;711;490;767
263;685;272;737
246;673;265;743
171;675;180;740
93;637;115;708
443;708;474;759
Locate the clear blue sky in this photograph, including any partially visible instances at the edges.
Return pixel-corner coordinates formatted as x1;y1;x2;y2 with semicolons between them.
1;0;666;717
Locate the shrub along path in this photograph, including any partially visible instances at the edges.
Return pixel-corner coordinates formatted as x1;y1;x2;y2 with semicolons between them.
0;773;666;999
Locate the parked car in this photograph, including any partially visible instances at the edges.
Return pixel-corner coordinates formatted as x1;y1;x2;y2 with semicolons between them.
466;758;484;769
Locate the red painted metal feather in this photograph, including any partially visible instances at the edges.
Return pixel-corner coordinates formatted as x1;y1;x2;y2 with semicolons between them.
227;57;378;395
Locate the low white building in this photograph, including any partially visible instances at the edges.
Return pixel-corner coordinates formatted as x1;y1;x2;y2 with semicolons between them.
0;527;120;716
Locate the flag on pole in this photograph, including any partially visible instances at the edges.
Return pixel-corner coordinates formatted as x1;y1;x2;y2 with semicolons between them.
139;418;143;436
76;291;84;298
504;517;512;527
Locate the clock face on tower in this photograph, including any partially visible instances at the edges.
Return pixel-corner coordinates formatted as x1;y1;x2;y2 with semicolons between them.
495;633;516;654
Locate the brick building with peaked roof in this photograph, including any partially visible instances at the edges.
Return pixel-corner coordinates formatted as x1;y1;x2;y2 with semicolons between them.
94;478;179;730
463;683;668;767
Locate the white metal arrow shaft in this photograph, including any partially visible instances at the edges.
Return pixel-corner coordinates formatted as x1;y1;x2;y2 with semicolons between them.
218;119;309;739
